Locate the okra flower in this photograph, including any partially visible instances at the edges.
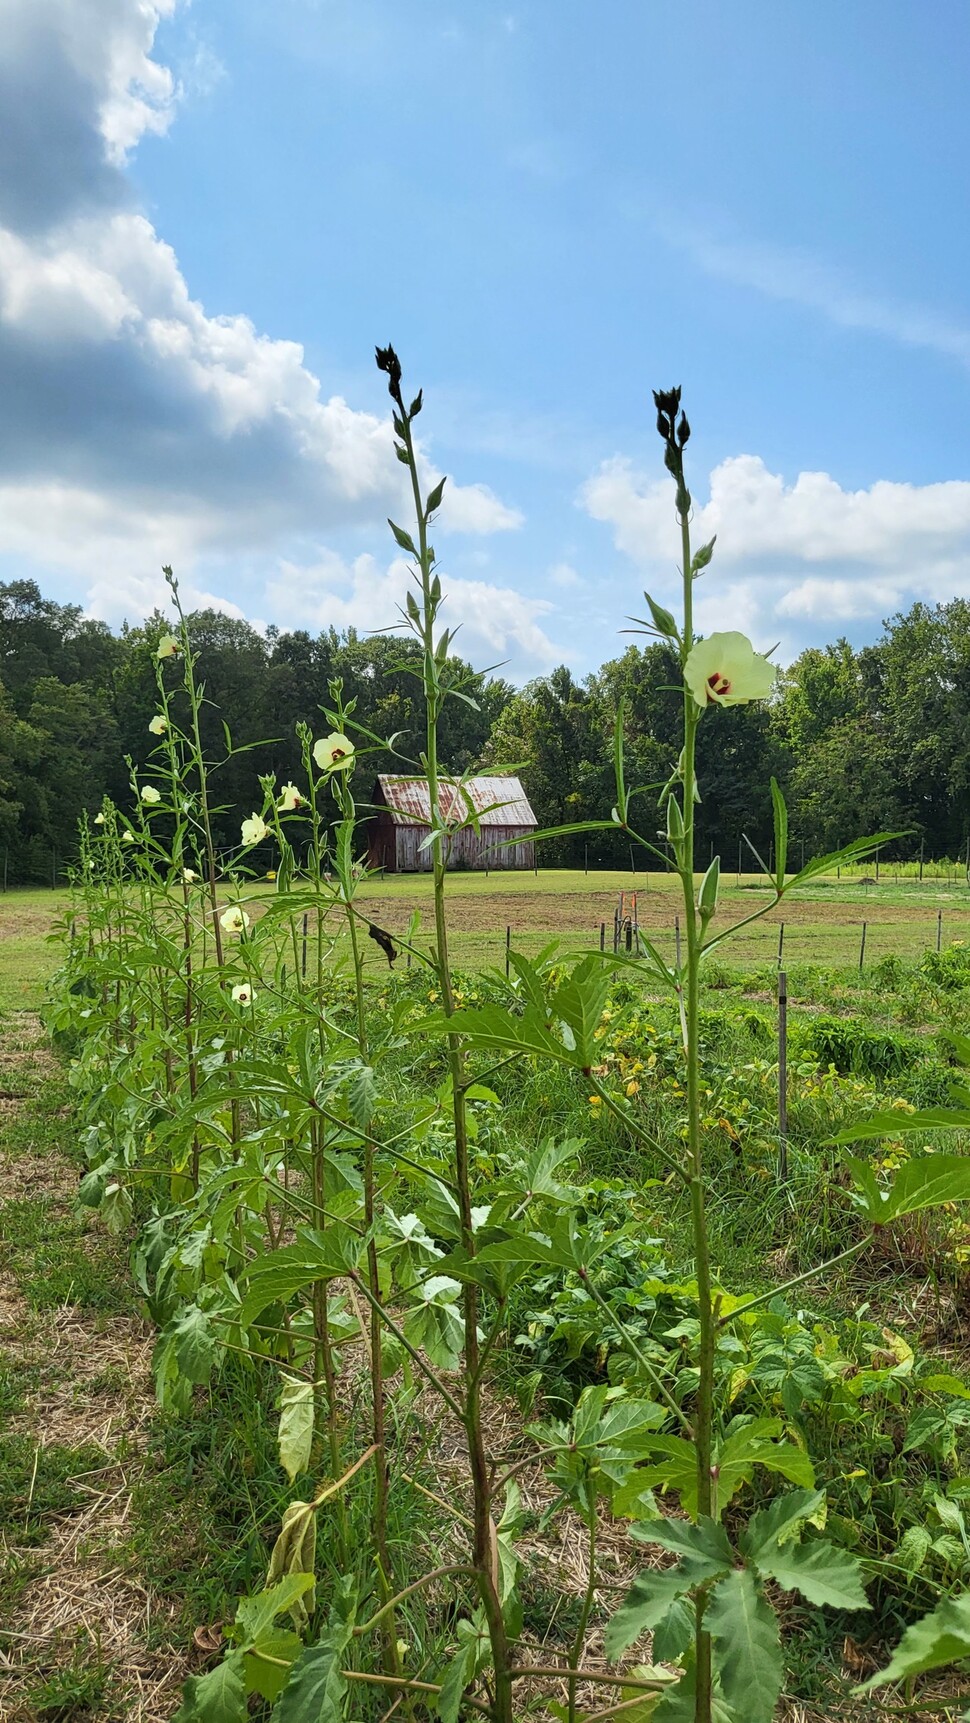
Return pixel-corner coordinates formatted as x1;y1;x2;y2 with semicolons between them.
148;714;167;736
220;905;250;935
279;782;304;811
241;813;269;845
684;631;776;709
156;634;180;660
313;732;354;772
182;867;198;883
122;829;135;843
93;812;105;826
231;983;256;1005
140;784;161;804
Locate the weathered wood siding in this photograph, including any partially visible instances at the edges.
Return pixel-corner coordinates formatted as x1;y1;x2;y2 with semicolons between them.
367;774;537;873
377;822;534;872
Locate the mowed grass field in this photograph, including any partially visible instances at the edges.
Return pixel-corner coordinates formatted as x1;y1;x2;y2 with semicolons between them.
3;865;970;1008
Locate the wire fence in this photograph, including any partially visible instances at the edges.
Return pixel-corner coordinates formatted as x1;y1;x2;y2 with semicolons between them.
342;908;970;979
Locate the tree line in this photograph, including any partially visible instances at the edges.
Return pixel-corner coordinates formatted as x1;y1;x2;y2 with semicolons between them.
1;577;968;882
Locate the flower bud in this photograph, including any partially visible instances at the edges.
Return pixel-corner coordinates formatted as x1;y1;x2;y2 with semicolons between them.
375;343;403;402
698;855;720;924
652;386;681;421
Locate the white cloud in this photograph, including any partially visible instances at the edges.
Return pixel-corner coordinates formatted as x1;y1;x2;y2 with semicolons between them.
265;551;561;670
580;452;970;646
775;577;903;622
437;481;522;534
0;2;530;651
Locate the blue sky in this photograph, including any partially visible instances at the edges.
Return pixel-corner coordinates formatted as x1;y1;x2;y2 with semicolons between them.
3;1;970;680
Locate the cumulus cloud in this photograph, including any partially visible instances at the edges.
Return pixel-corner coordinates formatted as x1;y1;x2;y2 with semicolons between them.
580;452;970;642
264;551;560;671
0;0;525;649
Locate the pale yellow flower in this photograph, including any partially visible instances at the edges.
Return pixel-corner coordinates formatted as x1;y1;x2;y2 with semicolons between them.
182;867;199;883
148;714;168;736
220;906;250;935
231;983;256;1005
279;782;304;811
313;732;355;772
140;784;161;805
156;633;180;660
241;813;269;845
93;812;105;826
122;829;135;843
684;632;776;709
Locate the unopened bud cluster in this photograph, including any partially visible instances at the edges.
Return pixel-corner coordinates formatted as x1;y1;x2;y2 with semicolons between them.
652;385;692;518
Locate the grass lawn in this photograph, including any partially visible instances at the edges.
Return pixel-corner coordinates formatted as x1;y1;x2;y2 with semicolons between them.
2;866;969;1004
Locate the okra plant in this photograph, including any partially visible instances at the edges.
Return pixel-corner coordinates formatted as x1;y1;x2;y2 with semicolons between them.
50;359;970;1723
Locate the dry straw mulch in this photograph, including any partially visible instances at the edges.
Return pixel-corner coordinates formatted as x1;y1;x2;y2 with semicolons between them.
0;1013;189;1722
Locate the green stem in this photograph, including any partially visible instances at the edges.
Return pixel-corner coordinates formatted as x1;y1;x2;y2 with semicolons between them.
396;378;512;1723
354;1565;475;1635
349;1272;466;1422
310;1114;349;1560
718;1236;871;1327
588;1073;691;1184
345;893;400;1676
567;1500;598;1723
676;487;714;1723
580;1270;693;1436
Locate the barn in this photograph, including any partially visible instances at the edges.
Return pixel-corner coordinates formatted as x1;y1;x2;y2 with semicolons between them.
368;775;538;873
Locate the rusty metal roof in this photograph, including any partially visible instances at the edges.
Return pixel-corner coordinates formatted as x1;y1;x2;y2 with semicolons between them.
375;775;537;828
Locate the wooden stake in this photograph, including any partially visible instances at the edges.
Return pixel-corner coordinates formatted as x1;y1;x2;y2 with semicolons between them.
859;921;867;970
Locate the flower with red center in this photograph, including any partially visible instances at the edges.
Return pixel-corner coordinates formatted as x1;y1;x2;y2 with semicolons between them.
313;732;355;772
684;632;776;710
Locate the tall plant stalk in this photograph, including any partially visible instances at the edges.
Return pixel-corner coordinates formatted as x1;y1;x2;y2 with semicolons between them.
376;344;513;1723
666;406;716;1720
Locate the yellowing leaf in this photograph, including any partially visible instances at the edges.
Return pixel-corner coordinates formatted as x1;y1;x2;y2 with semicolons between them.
278;1377;314;1485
